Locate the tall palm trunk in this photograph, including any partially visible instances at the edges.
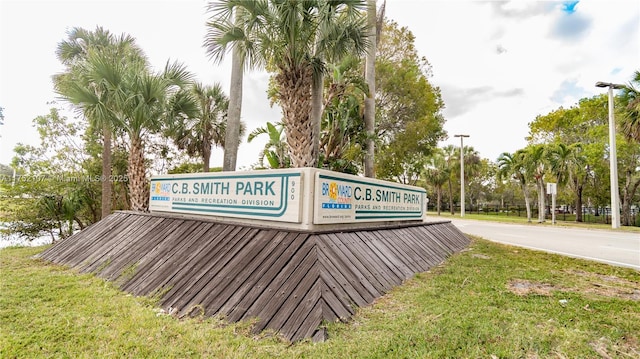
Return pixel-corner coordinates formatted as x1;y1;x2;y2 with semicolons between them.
203;141;212;173
101;124;112;219
363;0;377;178
575;183;584;222
448;177;454;215
536;178;546;223
522;185;532;223
436;186;442;216
128;135;147;211
277;62;315;168
202;120;213;172
311;73;323;167
223;44;243;172
622;190;631;226
621;171;640;226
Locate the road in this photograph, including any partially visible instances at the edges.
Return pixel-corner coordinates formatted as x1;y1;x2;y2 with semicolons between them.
448;218;640;270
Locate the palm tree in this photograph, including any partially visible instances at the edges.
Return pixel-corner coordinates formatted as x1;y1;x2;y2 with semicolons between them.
119;61;195;211
205;0;369;168
222;44;244;172
461;145;482;210
547;142;587;222
423;149;449;215
620;70;640;142
54;26;143;219
497;150;533;222
247;121;289;168
169;82;230;172
442;145;457;214
363;0;376;177
205;2;262;171
523;144;547;223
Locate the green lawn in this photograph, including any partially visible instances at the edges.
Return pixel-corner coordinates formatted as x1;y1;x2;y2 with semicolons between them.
1;239;638;358
428;211;640;233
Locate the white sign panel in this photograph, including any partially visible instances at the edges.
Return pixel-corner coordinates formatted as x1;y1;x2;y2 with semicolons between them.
314;170;426;224
149;170;303;223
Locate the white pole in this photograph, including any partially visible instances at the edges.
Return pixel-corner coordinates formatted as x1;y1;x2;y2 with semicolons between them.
607;86;620;229
547;182;557;225
454;134;469;217
460;137;464;217
552;193;556;225
596;81;623;229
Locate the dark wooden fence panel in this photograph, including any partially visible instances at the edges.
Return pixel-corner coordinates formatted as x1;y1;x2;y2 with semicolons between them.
37;212;470;342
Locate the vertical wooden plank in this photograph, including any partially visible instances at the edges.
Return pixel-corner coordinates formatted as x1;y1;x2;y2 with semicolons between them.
216;230;289;316
316;234;382;298
160;224;246;308
265;269;321;337
249;242;318;333
226;231;306;322
176;227;262;316
319;233;390;293
317;249;371;307
348;231;406;285
121;221;218;295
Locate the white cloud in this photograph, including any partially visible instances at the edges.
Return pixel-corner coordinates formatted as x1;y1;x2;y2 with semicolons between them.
385;0;639;160
0;0;638;169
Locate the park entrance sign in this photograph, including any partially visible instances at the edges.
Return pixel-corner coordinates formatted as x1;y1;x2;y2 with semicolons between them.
150;168;303;223
313;170;424;224
149;168;427;229
42;168;464;343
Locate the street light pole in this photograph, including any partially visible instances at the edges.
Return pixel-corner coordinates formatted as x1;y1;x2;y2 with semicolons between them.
454;134;469;217
595;81;624;229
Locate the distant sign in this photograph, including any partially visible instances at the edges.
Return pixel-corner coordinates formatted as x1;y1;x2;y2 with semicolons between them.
149;170;303;223
313;171;425;224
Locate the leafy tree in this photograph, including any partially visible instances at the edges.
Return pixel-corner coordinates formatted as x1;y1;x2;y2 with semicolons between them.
466;156;492;211
82;122;130;212
374;19;445;182
169;161;205;174
528;93;640;226
1;108;100;241
205;0;369;168
0;163;11;178
616;136;640;226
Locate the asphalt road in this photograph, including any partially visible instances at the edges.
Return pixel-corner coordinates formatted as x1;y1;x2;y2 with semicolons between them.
448;218;640;270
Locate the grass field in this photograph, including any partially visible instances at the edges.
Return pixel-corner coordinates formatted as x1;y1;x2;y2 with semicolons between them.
428;211;640;233
1;238;639;358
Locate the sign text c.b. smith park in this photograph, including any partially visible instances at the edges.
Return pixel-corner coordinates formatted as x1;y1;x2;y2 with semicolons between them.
149;168;426;225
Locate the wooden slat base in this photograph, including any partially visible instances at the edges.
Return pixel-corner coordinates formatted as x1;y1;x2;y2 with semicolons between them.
37;211;470;342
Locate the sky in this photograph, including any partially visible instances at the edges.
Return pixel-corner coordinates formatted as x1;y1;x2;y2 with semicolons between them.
1;0;639;171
